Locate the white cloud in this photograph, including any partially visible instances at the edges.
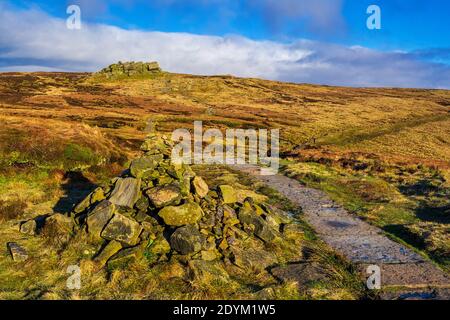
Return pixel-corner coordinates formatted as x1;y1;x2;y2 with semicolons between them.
0;6;449;89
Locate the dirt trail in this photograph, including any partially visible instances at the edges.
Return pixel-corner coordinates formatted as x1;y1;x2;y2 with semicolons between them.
233;164;450;299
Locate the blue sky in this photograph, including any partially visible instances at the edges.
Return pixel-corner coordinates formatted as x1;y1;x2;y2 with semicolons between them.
10;0;450;50
1;0;449;88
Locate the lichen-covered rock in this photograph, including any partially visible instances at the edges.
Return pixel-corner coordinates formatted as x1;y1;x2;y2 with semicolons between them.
74;187;105;214
192;176;209;198
86;200;115;240
98;61;162;79
238;209;276;243
93;240;122;267
107;246;144;270
264;204;293;225
146;234;171;257
130;154;163;178
222;205;239;226
200;249;220;261
141;135;171;156
146;184;182;208
109;177;141;209
170;225;204;254
158;202;203;226
20;219;37;236
7;242;28;262
101;213;142;246
135;195;150;212
218;185;237;204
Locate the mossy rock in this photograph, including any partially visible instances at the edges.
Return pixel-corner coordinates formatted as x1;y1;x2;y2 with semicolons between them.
130;154;163;178
145;234;171;262
218;185;237;204
158;202;203;226
146;184;182;208
101;213;143;246
86;201;115;242
192;176;209;198
20;220;37;236
170;225;204;255
238;208;276;243
107;246;144;270
93;240;122;267
74;187;105;214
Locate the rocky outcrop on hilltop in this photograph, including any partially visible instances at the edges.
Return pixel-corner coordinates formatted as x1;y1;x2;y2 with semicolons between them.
18;133;304;292
97;61;162;78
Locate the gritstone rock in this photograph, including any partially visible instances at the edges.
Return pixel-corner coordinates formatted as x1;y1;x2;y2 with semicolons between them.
32;130;304;288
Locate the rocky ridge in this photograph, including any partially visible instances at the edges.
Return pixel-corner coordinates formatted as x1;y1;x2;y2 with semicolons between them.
97;61;162;79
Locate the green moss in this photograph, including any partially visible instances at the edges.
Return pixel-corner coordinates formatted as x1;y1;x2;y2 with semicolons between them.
64;143;98;165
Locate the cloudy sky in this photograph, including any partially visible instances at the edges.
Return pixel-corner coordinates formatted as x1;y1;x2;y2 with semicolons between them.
1;0;449;88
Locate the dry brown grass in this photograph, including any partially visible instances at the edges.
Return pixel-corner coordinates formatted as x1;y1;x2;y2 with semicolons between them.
0;199;27;222
0;70;448;299
1;71;449;168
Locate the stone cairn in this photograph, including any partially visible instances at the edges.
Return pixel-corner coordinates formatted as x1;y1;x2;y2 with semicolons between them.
18;133;303;277
97;61;162;79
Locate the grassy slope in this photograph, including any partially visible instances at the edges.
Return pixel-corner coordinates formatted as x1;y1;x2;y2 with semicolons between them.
0;71;449;298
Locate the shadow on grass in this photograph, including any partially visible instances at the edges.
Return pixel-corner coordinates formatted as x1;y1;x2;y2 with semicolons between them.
415;204;450;224
383;224;449;269
53;171;98;214
398;179;441;197
383;224;426;251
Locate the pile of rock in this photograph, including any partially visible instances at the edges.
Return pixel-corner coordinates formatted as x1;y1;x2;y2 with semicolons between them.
97;61;162;79
19;133;304;281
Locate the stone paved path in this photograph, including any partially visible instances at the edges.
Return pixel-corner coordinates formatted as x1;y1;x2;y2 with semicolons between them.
232;164;450;298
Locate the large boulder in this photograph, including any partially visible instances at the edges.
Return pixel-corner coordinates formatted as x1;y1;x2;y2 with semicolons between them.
146;184;182;208
101;213;143;246
170;225;204;255
109;178;141;208
158;202;203;226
